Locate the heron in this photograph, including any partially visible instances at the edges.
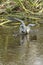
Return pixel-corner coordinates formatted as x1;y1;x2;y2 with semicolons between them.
8;17;36;34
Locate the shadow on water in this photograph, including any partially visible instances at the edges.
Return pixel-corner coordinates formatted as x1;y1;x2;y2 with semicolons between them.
0;25;43;65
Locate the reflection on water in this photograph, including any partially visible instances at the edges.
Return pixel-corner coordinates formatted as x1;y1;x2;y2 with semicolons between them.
0;25;43;65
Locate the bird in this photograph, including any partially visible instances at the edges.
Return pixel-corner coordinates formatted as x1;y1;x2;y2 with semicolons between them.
8;16;36;34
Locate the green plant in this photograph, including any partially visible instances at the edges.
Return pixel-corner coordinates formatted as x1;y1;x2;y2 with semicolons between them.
0;0;43;26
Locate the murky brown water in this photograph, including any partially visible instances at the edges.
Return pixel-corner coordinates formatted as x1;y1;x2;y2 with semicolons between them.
0;25;43;65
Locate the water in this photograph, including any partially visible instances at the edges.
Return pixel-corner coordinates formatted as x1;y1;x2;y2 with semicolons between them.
0;25;43;65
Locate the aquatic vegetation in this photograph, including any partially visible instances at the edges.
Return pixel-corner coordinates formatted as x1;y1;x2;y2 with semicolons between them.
0;0;43;27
